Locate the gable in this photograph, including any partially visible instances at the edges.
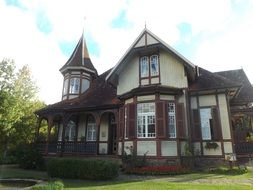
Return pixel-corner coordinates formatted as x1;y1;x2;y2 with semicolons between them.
134;32;159;48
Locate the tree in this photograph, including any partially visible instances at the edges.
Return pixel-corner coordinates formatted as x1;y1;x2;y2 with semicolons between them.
0;59;45;158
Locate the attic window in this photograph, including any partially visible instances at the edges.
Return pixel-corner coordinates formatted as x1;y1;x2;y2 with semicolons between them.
81;79;90;93
140;56;149;77
150;55;159;76
69;78;80;94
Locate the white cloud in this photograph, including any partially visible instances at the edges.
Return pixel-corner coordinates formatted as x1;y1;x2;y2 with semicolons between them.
0;0;252;105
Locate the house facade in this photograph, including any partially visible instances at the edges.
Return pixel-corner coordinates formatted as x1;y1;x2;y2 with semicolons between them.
35;28;253;164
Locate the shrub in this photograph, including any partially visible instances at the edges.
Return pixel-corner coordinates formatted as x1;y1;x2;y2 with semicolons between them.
15;144;45;170
126;165;189;175
47;158;119;180
30;180;64;190
209;166;248;175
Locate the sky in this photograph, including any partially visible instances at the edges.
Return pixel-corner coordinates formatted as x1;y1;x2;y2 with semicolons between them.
1;0;253;104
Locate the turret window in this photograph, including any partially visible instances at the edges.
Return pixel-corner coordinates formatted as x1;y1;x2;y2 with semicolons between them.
63;79;69;95
81;79;90;93
69;78;80;94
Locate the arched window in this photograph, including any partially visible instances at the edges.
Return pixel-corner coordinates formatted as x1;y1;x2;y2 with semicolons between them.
150;55;159;76
86;116;96;141
65;120;76;141
81;79;90;93
140;56;149;78
69;78;80;94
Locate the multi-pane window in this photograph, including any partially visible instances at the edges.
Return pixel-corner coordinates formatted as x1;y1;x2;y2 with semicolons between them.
81;79;90;93
63;79;69;95
137;103;156;138
140;55;159;79
65;120;76;141
150;55;159;76
168;102;176;138
200;108;212;140
69;78;80;94
140;56;149;77
124;106;128;139
86;116;96;141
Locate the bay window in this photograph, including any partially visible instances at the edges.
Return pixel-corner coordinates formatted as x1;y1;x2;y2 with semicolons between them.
63;79;69;95
81;78;90;93
137;103;156;138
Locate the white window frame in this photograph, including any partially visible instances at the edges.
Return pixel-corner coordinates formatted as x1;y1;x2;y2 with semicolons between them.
140;56;149;78
69;78;80;94
150;55;159;76
200;108;212;140
86;116;96;141
124;106;128;139
168;102;176;138
65;121;76;141
137;103;156;138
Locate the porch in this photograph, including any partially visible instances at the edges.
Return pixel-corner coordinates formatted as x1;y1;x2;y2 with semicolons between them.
35;110;118;156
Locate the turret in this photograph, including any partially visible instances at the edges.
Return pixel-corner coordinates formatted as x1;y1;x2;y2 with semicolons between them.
60;33;97;100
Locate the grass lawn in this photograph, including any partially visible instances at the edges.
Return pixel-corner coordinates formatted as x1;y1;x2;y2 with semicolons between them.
0;165;252;190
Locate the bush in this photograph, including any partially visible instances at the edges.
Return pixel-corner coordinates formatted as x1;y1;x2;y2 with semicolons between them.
15;144;45;170
47;158;119;180
209;166;248;175
30;181;64;190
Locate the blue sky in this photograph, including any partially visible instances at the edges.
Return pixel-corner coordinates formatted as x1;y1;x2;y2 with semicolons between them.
1;0;253;103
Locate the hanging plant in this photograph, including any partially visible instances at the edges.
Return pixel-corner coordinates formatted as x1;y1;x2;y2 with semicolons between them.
205;142;219;150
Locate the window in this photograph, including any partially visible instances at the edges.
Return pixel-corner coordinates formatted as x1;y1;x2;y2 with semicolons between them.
81;79;90;93
137;103;156;138
150;55;159;76
86;116;96;141
69;78;80;94
65;120;76;141
140;56;149;77
63;79;69;95
168;102;176;138
200;108;213;140
124;106;128;139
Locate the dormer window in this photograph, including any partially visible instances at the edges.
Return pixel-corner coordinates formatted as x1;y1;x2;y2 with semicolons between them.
69;78;80;94
81;79;90;93
63;79;69;95
139;54;160;85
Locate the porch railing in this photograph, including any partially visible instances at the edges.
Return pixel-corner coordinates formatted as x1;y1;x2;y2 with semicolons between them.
234;142;253;155
36;141;97;155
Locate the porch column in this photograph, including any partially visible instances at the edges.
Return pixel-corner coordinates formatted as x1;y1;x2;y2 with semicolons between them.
45;115;54;155
60;114;69;157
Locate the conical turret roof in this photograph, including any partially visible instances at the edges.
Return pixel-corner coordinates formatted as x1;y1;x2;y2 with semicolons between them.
60;34;97;74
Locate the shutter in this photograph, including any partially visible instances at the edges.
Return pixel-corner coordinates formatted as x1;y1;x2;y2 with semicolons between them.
177;103;185;138
212;107;222;140
118;107;124;140
192;109;201;140
156;101;167;138
128;103;136;139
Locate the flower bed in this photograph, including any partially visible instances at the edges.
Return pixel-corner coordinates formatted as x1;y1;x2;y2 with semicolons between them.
126;165;189;175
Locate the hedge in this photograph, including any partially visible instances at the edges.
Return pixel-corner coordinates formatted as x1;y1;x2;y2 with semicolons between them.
47;158;119;180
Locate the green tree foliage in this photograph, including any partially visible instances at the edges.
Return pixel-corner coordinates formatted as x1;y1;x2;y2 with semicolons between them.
0;59;45;158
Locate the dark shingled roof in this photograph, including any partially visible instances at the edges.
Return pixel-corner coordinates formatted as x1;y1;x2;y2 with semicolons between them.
216;69;253;104
36;69;121;115
189;67;240;91
59;35;97;73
